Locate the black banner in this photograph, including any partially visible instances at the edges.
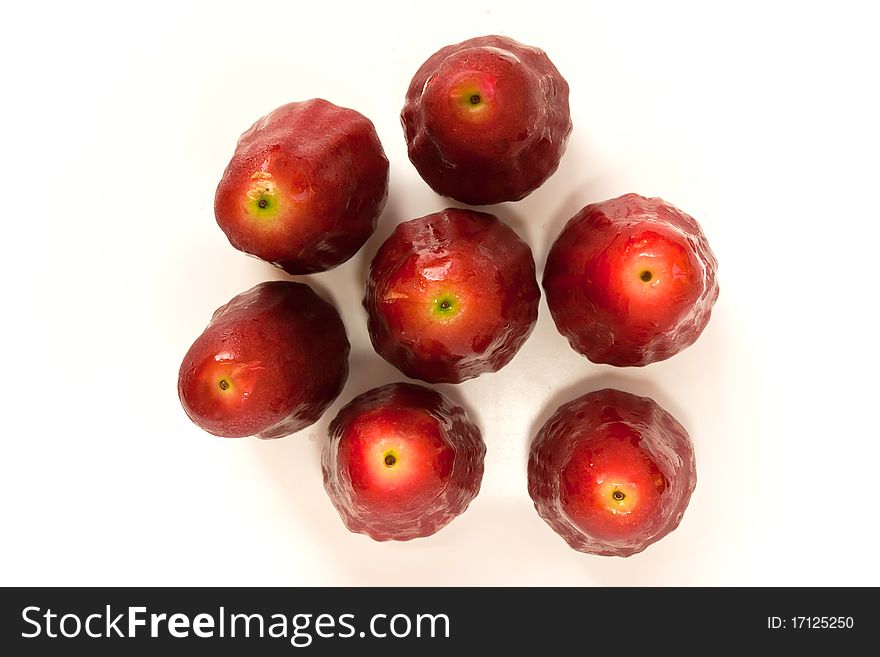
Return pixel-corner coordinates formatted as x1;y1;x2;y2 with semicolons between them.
0;587;866;654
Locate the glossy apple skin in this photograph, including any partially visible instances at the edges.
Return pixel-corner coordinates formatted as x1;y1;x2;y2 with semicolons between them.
322;383;485;541
215;99;389;274
178;281;349;439
402;35;571;205
543;193;719;366
528;388;696;557
364;208;540;384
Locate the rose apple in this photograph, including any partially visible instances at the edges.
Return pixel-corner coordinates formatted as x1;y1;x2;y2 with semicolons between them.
322;383;485;541
178;281;349;438
543;193;719;366
215;99;389;274
364;207;539;383
402;35;571;205
528;388;696;557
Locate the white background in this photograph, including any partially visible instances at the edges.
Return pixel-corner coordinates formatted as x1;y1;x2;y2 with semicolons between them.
1;0;878;586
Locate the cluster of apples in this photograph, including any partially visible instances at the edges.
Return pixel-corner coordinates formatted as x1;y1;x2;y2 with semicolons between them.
178;36;718;557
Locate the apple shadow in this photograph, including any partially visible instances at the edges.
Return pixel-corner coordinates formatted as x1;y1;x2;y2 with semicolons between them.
321;348;418;464
351;192;410;292
245;189;409;314
338;496;558;586
519;299;757;586
446;199;531;244
520;368;716;585
247;342;545;586
244;346;426;579
536;174;615;266
428;378;481;423
543;473;724;586
337;348;419;404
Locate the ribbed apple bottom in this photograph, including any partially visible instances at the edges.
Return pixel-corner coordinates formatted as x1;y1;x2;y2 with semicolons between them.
214;98;389;275
543;193;719;367
401;34;572;205
528;388;697;557
177;281;349;439
364;207;540;384
322;383;486;542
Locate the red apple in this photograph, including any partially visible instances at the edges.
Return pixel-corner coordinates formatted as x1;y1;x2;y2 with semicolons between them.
215;99;389;274
178;281;349;438
402;35;571;205
543;193;719;366
322;382;485;541
528;388;696;557
364;208;540;383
